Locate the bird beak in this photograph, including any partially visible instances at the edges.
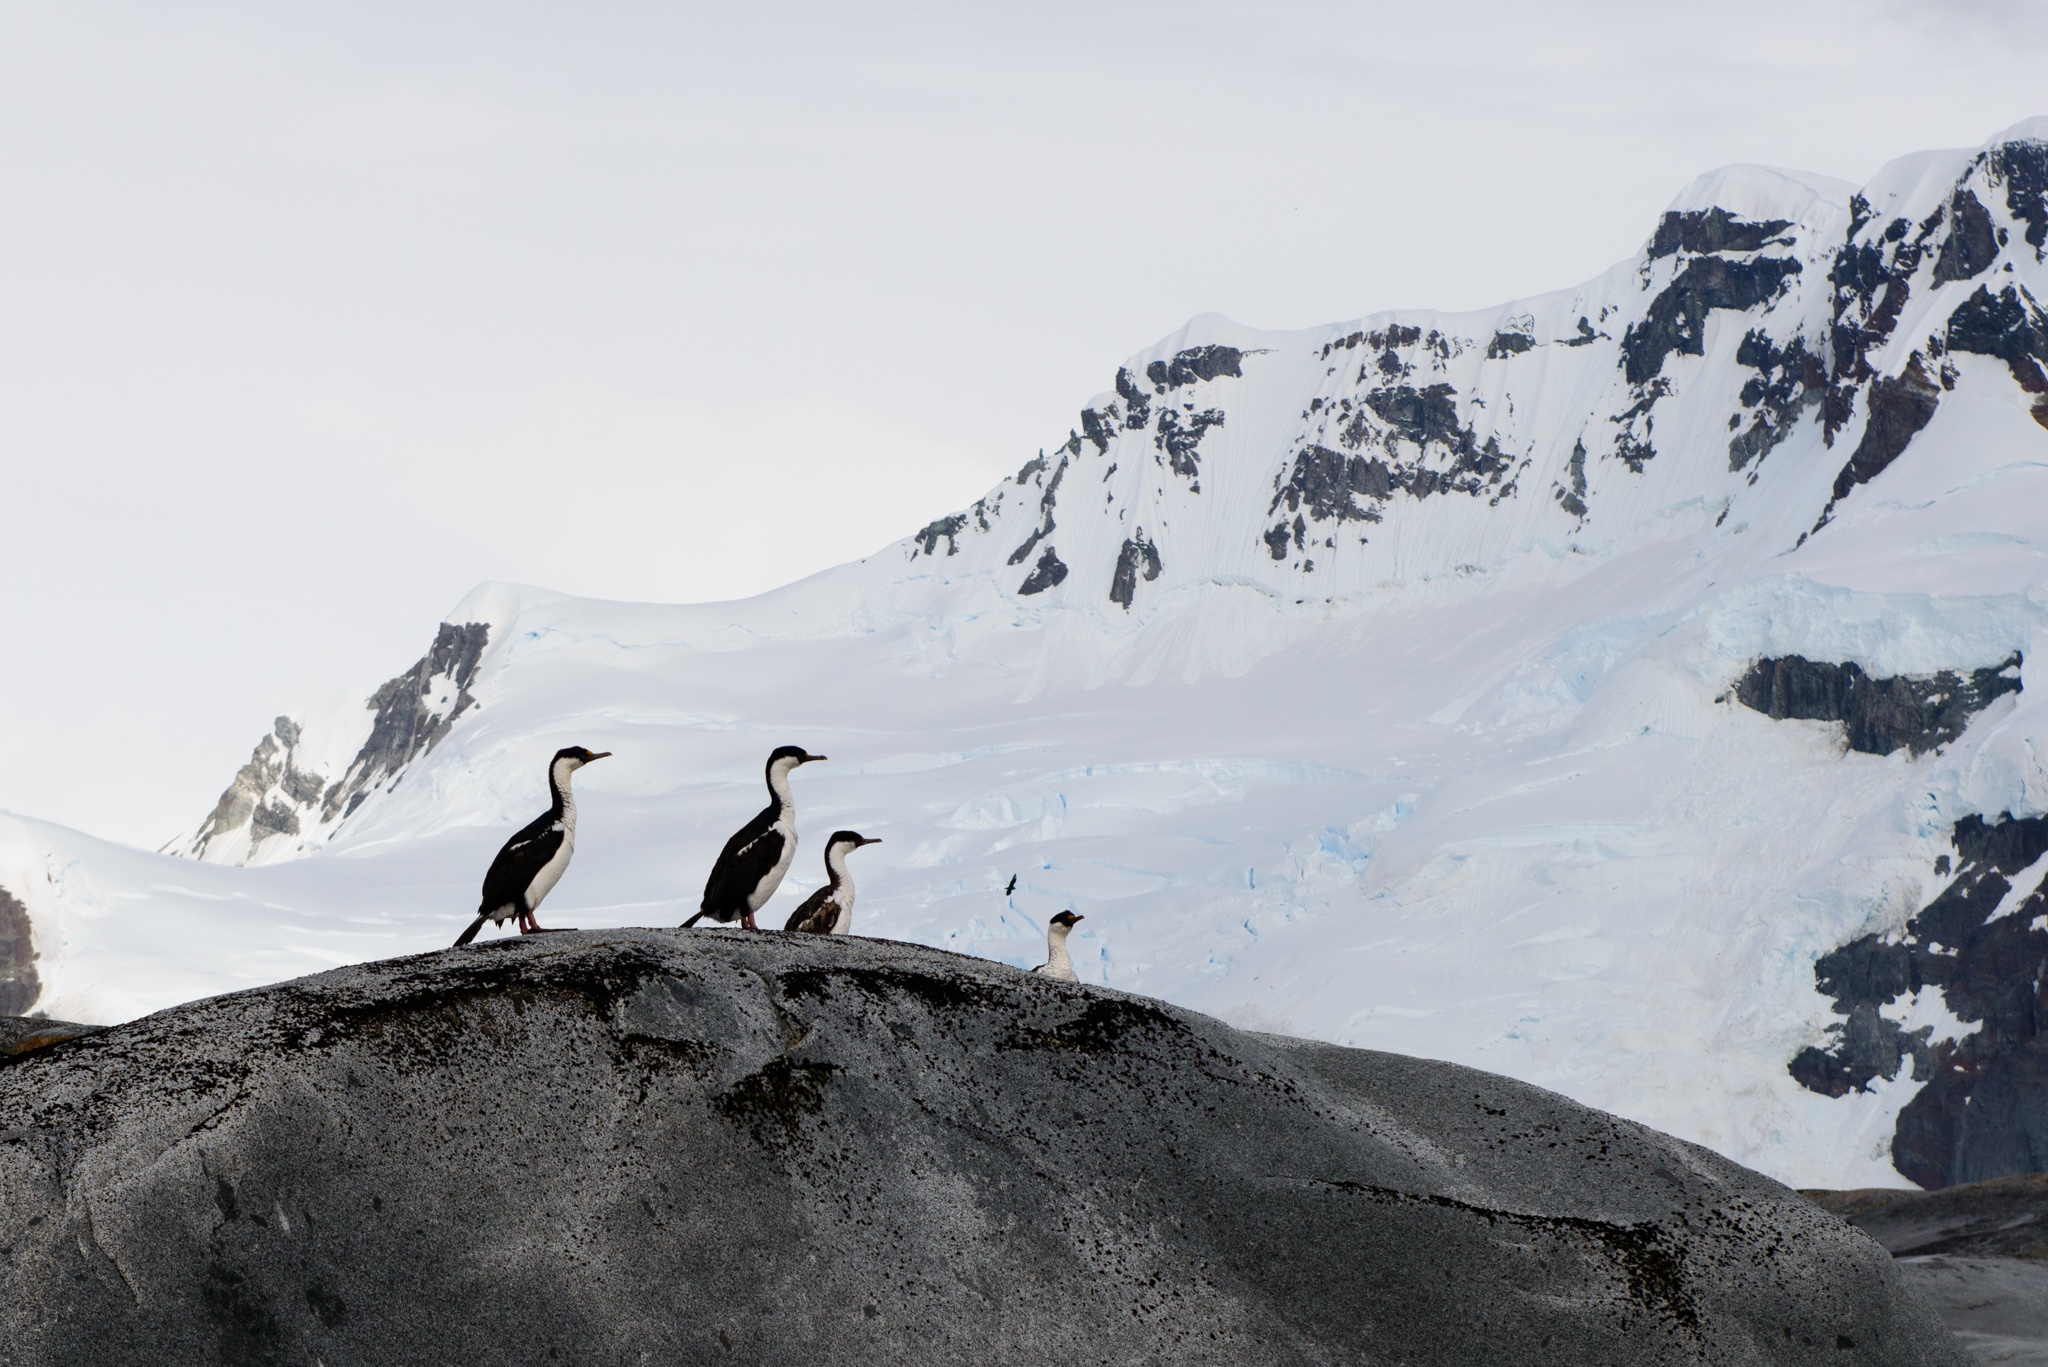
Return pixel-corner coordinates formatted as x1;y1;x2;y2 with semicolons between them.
804;754;827;764
589;751;612;761
861;837;883;846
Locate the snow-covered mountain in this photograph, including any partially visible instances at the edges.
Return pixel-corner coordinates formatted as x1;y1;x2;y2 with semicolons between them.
8;120;2048;1191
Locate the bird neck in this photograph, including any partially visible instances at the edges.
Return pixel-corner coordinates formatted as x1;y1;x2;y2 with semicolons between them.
766;761;796;815
549;760;578;824
825;842;855;899
1044;923;1073;976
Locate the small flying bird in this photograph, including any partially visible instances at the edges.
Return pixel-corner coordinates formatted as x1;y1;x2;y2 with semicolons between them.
1033;910;1084;982
684;745;826;930
1004;875;1017;897
455;746;610;947
784;831;882;934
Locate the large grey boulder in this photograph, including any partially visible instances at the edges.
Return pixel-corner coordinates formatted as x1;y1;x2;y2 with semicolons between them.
0;930;1960;1366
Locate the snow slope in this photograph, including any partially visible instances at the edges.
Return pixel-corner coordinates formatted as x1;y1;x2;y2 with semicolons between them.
8;120;2048;1189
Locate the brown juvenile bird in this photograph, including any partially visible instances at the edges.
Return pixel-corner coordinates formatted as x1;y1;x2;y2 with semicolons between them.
784;831;881;934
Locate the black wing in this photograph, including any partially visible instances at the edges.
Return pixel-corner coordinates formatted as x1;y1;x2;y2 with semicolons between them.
701;804;784;920
783;886;837;934
478;810;565;916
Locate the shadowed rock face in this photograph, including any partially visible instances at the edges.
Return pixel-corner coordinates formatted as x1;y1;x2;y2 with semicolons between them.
0;887;36;1016
0;932;1960;1367
1735;652;2022;757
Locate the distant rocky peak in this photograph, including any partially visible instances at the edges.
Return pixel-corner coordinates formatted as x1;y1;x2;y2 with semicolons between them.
176;622;491;865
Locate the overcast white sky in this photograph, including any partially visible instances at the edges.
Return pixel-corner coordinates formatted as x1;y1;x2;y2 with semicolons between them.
3;1;2044;847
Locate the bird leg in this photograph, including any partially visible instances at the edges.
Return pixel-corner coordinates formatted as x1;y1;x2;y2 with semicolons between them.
742;911;759;930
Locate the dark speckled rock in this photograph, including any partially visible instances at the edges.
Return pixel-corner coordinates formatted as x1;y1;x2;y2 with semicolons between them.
0;931;1962;1366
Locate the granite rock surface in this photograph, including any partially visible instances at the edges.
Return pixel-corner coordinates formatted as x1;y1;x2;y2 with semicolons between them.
0;931;1963;1366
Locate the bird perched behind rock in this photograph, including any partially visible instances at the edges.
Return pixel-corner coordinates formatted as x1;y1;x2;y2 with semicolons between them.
1033;910;1083;981
784;831;881;934
685;745;825;930
456;746;609;947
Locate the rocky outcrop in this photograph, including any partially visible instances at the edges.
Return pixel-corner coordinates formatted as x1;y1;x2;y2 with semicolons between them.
0;886;37;1016
0;1016;102;1057
0;932;1959;1366
1807;1178;2048;1365
1734;653;2021;757
180;621;491;863
1792;813;2048;1189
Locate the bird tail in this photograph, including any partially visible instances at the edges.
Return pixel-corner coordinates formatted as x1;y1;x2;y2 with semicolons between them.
453;915;489;948
681;909;708;929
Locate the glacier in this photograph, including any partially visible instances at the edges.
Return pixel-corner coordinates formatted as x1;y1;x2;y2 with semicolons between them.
7;119;2048;1190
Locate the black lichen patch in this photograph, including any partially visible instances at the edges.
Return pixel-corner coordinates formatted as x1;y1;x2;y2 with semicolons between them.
305;1282;348;1329
0;886;38;1016
1793;812;2048;1188
913;514;967;558
1010;998;1187;1055
1933;189;2001;284
714;1056;840;1147
1016;546;1068;596
201;1262;283;1367
776;964;1016;1016
1314;1180;1700;1333
1734;651;2021;757
1623;254;1802;386
1109;531;1162;610
1648;207;1792;260
1145;346;1243;390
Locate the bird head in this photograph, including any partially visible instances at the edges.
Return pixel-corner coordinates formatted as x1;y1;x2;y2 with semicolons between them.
768;745;827;771
1049;910;1083;930
829;830;882;851
553;746;612;769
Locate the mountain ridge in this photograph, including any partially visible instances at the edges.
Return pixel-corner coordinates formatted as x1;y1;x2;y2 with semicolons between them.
5;120;2048;1191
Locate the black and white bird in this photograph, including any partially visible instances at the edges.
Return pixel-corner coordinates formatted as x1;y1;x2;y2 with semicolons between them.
1033;910;1083;981
784;831;881;934
683;745;826;930
455;746;610;947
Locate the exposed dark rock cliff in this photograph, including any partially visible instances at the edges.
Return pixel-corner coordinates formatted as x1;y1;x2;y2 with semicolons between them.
0;887;37;1016
0;932;1960;1366
1791;813;2048;1190
1735;653;2021;757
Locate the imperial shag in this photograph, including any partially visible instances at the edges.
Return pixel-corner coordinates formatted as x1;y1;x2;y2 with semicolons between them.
784;831;881;934
455;746;610;947
683;745;826;930
1033;910;1083;981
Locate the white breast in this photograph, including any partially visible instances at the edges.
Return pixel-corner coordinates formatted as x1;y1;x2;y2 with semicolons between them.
749;817;798;912
523;821;575;912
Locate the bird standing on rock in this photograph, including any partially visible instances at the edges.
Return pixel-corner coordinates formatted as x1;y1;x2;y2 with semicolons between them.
455;746;610;947
1034;911;1083;981
784;831;881;934
684;745;826;930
